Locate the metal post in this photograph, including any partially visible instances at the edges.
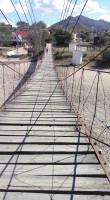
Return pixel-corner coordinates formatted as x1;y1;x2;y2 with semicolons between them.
64;67;66;91
13;64;15;97
66;67;67;92
19;63;20;80
71;67;75;104
3;64;5;103
77;69;84;114
24;62;25;74
90;71;100;135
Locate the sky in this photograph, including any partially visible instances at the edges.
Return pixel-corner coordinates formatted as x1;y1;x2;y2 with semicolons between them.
0;0;110;27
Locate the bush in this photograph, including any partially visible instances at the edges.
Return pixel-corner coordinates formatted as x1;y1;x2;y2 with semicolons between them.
83;53;87;57
45;35;56;43
53;27;73;46
102;49;110;62
54;50;62;60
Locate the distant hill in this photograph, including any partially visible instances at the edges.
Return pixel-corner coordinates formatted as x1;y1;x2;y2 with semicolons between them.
51;15;110;31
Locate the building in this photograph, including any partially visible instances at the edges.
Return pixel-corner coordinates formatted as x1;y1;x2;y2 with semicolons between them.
0;31;29;46
12;31;30;44
0;23;12;31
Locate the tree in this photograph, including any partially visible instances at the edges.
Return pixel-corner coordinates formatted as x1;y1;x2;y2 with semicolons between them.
104;29;110;37
80;30;93;42
16;21;29;31
93;29;97;34
0;23;11;46
100;36;109;45
102;48;110;62
37;21;47;29
31;21;47;30
45;34;56;43
52;27;73;46
105;29;108;33
27;30;43;56
27;21;47;56
42;29;50;45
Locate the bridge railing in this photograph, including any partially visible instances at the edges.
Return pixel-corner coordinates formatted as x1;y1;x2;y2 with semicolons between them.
0;61;30;107
0;51;44;108
56;66;110;165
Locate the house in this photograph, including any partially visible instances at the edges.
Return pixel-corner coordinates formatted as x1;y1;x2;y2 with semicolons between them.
0;29;30;46
12;31;30;45
0;23;12;31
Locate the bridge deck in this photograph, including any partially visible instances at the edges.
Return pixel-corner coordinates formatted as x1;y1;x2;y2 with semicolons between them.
0;44;109;200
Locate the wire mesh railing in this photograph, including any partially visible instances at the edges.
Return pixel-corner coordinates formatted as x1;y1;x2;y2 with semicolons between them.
0;60;40;108
56;66;110;166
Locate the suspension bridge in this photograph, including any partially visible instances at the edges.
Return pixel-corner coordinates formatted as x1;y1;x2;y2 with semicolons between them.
0;44;109;200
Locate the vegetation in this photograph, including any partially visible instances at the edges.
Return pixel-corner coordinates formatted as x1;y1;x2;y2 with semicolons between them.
54;50;63;60
49;27;73;46
45;34;56;43
102;48;110;62
31;21;46;30
16;21;29;31
42;28;50;45
27;21;48;56
53;47;72;65
0;23;11;46
80;30;94;42
53;27;73;46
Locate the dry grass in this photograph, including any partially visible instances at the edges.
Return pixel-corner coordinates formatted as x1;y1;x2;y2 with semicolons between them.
53;47;72;65
53;46;110;70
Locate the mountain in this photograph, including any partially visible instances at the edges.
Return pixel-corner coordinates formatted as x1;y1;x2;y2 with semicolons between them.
51;15;110;31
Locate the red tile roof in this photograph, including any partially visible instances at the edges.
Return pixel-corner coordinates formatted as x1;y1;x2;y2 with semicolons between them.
13;31;30;35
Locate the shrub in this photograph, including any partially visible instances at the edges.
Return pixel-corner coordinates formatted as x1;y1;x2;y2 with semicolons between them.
54;50;62;60
102;48;110;62
83;53;87;57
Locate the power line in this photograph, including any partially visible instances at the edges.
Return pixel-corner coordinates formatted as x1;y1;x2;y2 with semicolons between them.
71;0;89;33
61;0;70;27
62;45;110;81
18;0;30;25
0;60;23;77
63;0;88;51
0;9;10;26
28;0;36;22
64;0;73;23
62;0;73;28
62;0;87;31
64;0;78;30
0;9;38;66
24;0;33;24
0;9;23;44
59;0;67;27
10;0;22;23
10;0;29;31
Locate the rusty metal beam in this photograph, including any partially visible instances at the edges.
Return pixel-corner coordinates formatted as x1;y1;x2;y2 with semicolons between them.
0;189;109;195
59;76;110;182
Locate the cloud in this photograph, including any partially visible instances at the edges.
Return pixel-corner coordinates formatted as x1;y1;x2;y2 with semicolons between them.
43;0;50;3
86;0;107;14
0;0;28;14
98;14;110;22
34;0;109;21
0;18;17;27
34;0;67;14
16;0;28;14
73;0;108;16
47;24;50;27
0;0;14;14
